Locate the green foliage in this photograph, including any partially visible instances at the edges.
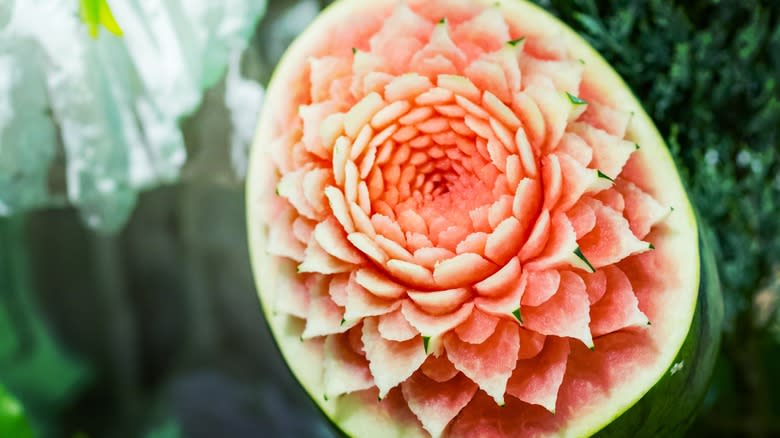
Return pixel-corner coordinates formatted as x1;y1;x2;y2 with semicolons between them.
0;385;33;438
79;0;123;38
0;217;88;435
145;420;180;438
537;0;780;434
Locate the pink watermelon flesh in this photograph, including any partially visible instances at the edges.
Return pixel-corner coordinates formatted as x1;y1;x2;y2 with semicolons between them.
506;336;570;413
251;1;680;436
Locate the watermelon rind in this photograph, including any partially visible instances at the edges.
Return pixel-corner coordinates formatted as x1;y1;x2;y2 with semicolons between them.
246;0;723;436
593;221;723;438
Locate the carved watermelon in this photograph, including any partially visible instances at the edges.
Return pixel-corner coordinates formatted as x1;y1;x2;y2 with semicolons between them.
246;1;723;436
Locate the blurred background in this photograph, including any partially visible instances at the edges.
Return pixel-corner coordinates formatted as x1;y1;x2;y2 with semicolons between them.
0;0;778;437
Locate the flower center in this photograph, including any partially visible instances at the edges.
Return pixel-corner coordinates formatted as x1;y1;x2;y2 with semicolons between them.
318;73;545;292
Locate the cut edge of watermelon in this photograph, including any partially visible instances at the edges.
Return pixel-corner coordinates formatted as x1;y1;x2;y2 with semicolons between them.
246;0;701;437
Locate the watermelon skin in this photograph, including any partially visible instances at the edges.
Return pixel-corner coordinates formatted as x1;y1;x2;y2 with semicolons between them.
594;222;723;438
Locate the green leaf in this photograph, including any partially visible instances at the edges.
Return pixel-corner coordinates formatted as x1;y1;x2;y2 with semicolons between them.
79;0;123;38
573;247;595;273
508;37;526;46
0;385;33;438
597;170;614;181
0;216;88;435
566;92;588;105
79;0;100;38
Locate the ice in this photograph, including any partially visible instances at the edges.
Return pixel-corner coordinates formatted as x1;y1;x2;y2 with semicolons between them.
225;51;264;180
0;39;58;216
0;0;267;231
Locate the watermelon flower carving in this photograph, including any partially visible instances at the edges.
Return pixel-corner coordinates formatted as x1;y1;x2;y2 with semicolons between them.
248;1;710;437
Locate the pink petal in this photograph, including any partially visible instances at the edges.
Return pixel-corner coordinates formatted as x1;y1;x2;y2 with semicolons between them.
344;274;400;321
615;179;670;239
397;209;428;235
474;257;522;297
414;247;457;270
407;288;471;315
451;8;509;60
507;336;570;413
593;188;625;212
580;269;607;304
444;319;520;405
328;273;350;306
456;232;489;254
524;212;579;271
362;317;427;398
300;102;341;159
524;83;569;152
323;333;374;398
521;57;583;95
274;268;309;319
512;92;546;152
267;205;305;262
556;133;592;166
474;271;526;319
298;239;355;274
302;168;333;215
302;294;353;339
402;300;475;337
372;213;407;245
590;266;649;337
386;259;436;289
410;21;467;74
488;194;514;229
579;199;651;268
437;226;471;253
313;216;364;264
518;328;547;360
369;3;431;71
309;56;351;102
541;154;562;210
512;178;543;238
402;372;478;438
454;308;500;344
580;100;632;138
571;123;636;179
566;199;597;239
421;353;460;383
521;269;561;307
556;153;600;211
433;253;498;289
518;210;550;261
347;232;388;265
465;59;510;102
378;308;420;342
523;271;593;347
355;268;407;299
484;217;524;265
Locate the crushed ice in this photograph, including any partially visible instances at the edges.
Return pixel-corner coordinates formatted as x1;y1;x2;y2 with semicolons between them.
0;0;267;231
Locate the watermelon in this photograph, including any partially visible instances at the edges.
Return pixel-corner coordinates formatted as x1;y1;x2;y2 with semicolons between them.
246;0;723;436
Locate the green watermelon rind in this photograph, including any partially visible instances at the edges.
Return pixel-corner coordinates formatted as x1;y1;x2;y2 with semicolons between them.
594;220;723;438
246;0;723;436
